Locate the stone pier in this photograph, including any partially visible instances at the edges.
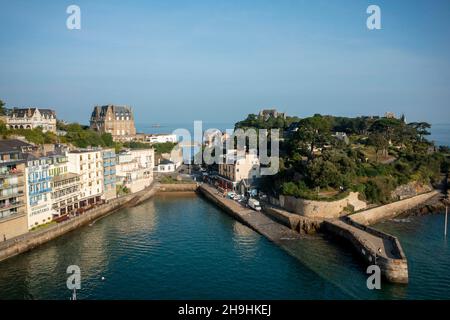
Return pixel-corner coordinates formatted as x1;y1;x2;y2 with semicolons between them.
323;219;408;283
198;184;303;244
199;183;409;284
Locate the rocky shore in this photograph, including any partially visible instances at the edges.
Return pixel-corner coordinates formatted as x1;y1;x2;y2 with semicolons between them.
396;193;449;218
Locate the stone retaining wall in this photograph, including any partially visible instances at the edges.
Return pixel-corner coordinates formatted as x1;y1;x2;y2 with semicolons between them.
200;184;409;284
262;205;322;234
349;190;440;225
157;183;199;192
274;192;367;219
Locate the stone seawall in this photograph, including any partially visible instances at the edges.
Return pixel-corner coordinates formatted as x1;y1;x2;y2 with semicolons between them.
323;219;409;283
198;184;409;284
157;183;199;192
273;192;367;219
349;190;440;225
0;185;158;263
262;204;322;234
198;184;303;244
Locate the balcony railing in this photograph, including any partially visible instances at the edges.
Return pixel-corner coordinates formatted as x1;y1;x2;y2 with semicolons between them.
0;201;24;210
0;169;24;177
0;190;24;201
28;176;53;183
29;187;52;196
1;181;25;189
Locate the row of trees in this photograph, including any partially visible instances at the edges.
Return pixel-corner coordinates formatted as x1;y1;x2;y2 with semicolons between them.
235;113;300;130
251;113;447;204
57;122;114;148
1;118;176;155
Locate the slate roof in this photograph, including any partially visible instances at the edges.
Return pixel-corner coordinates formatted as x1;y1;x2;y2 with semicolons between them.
159;159;174;165
9;108;56;118
0;139;34;153
91;105;133;118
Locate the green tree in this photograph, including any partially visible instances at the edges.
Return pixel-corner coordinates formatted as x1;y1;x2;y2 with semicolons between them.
0;100;6;116
306;158;341;189
362;177;395;204
408;122;431;141
153;142;176;154
294;115;332;160
369;118;405;146
0;120;8;137
368;132;389;161
100;133;114;147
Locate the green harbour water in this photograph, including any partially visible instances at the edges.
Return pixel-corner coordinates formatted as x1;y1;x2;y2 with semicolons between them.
0;193;448;300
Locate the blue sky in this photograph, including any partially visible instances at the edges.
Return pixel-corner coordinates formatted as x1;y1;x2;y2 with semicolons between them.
0;0;449;125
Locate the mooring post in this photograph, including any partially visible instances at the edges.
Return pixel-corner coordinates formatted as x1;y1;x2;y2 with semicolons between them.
445;206;448;237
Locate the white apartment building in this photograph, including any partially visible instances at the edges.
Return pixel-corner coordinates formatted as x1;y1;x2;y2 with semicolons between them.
116;149;154;193
47;153;81;217
217;150;260;191
24;155;53;229
25;156;51;229
67;149;104;208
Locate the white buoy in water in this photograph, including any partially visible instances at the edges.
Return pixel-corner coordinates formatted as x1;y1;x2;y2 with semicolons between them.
101;276;105;281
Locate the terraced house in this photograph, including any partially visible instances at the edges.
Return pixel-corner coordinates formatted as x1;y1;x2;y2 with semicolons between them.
0;141;28;240
25;154;53;229
67;149;104;208
217;150;260;192
101;148;117;201
48;153;80;217
116;149;154;193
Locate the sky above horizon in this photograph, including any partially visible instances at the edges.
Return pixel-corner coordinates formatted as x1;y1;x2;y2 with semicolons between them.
1;0;449;125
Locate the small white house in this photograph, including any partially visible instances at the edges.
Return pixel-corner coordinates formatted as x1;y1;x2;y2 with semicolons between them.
156;159;176;173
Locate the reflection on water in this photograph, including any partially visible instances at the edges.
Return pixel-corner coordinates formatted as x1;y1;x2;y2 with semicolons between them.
232;222;260;260
0;195;447;299
374;214;450;299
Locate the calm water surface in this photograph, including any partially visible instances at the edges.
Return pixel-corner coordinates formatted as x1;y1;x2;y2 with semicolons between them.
0;193;448;300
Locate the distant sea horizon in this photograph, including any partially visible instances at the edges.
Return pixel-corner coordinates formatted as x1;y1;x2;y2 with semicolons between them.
135;122;450;147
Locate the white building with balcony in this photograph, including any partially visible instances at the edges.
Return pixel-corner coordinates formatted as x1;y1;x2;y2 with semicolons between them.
116;149;154;193
67;149;104;209
25;155;53;229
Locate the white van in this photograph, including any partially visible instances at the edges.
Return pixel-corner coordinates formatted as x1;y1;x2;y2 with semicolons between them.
248;198;262;211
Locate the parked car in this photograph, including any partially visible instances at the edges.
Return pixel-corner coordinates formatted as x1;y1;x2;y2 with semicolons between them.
248;198;262;211
227;192;236;199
